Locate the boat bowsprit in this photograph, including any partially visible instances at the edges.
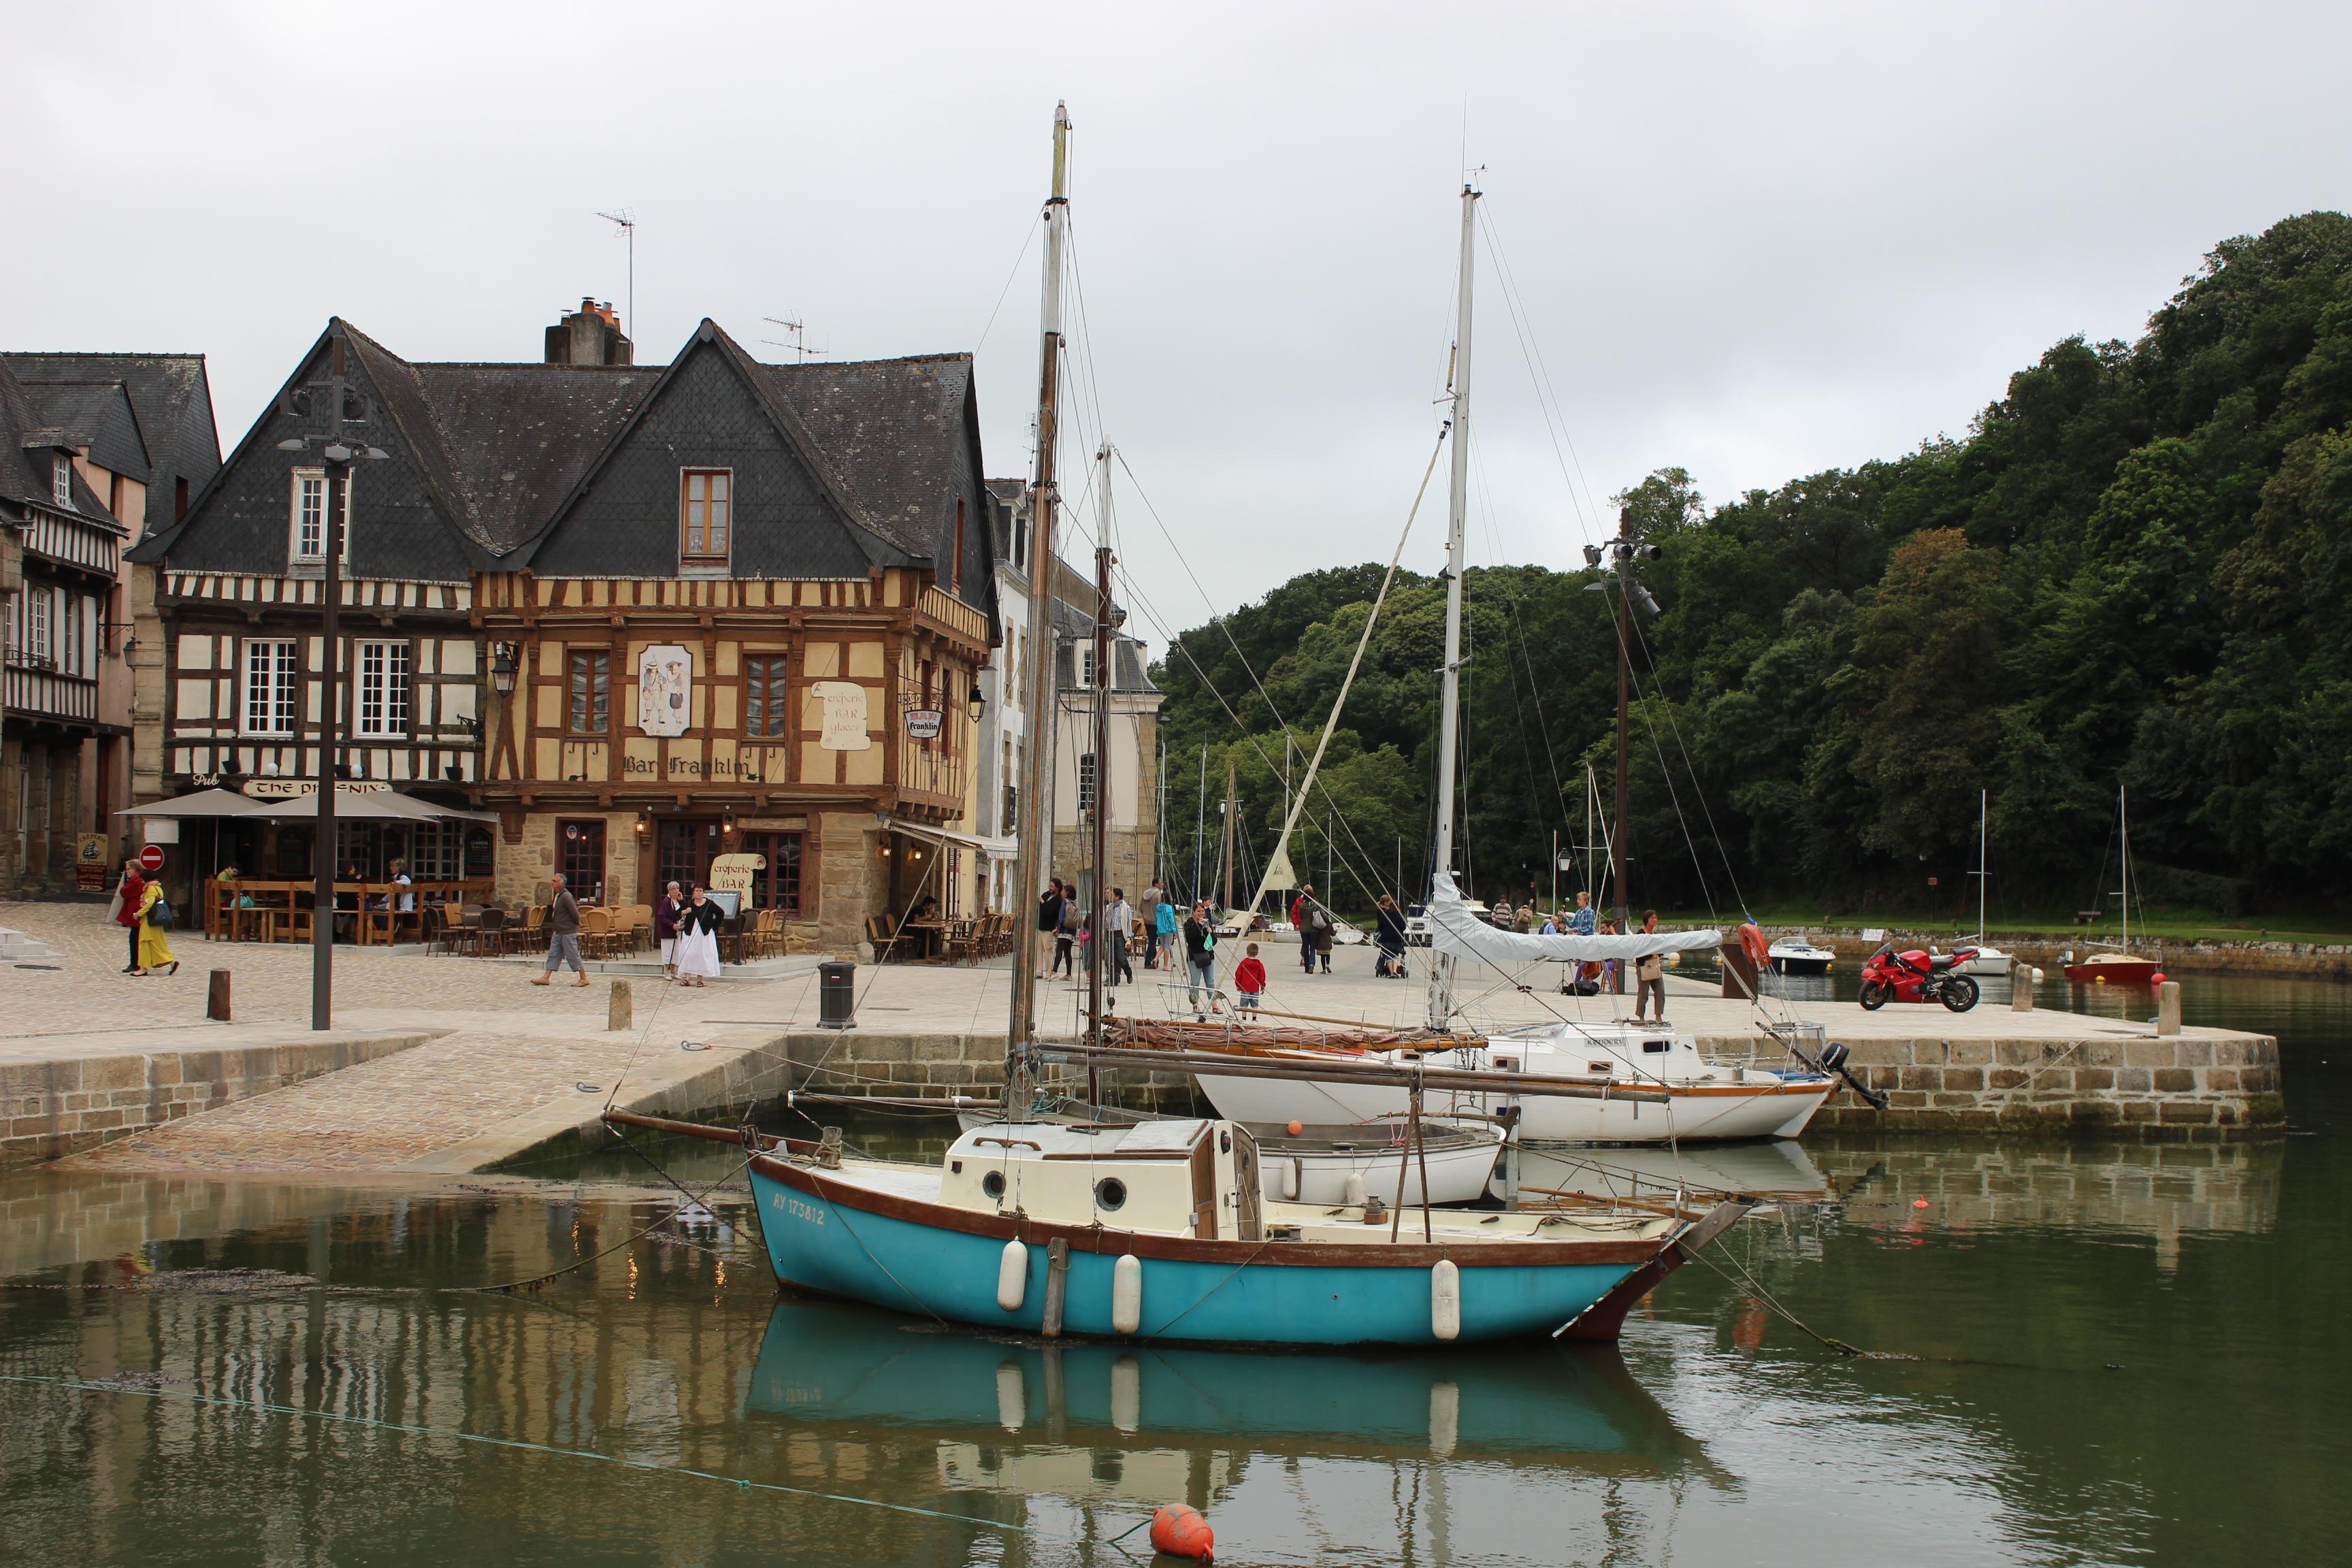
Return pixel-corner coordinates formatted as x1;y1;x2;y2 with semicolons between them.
607;1111;1750;1348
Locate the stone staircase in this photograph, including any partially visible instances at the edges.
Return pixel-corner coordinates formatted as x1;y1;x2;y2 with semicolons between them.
0;926;60;962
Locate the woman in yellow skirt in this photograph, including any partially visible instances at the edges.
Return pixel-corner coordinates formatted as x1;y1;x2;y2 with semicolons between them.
135;879;179;977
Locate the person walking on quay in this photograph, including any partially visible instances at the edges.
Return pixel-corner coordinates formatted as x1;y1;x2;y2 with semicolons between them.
1313;904;1335;974
1292;885;1320;975
1181;900;1223;1019
655;881;684;977
1138;878;1165;968
532;872;589;987
1102;887;1135;985
674;885;723;987
1374;892;1408;979
135;875;178;977
114;860;146;975
1153;888;1179;971
1036;877;1066;977
1634;909;1668;1022
1054;885;1082;978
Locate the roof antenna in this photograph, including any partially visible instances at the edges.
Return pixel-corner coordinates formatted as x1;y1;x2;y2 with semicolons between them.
761;316;825;362
596;210;636;340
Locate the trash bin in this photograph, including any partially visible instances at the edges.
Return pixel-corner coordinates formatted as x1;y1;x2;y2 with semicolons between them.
817;960;857;1030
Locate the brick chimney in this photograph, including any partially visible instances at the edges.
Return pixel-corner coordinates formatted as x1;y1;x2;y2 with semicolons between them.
544;297;634;366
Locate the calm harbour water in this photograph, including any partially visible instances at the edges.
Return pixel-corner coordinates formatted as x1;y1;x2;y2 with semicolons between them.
2;975;2346;1567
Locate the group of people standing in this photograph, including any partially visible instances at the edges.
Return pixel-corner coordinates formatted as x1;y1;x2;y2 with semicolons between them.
529;873;724;989
1033;876;1143;983
1493;889;1669;1024
111;861;178;977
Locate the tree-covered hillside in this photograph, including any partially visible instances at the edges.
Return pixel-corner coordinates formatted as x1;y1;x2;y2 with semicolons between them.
1149;212;2352;921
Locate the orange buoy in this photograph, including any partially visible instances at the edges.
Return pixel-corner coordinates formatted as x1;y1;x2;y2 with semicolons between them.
1286;1120;1304;1137
1149;1503;1215;1561
2151;971;2167;985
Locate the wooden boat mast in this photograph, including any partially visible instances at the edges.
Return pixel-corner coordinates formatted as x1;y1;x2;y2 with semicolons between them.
1427;179;1477;1032
1088;442;1116;1073
1004;103;1072;1113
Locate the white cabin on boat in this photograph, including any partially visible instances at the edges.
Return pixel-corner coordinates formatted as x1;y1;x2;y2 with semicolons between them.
941;1119;1265;1240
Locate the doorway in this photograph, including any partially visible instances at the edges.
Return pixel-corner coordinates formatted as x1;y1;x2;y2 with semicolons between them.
655;818;724;898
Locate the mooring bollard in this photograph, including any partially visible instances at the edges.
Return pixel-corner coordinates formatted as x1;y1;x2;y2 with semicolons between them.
206;969;231;1022
2156;979;2182;1036
2011;962;2038;1011
608;978;633;1032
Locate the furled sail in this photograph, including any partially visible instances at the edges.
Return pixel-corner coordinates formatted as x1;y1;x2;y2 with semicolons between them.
1424;871;1722;964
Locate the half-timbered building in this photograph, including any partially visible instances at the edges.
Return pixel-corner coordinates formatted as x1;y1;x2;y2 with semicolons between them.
130;305;1000;953
0;351;218;894
472;318;998;953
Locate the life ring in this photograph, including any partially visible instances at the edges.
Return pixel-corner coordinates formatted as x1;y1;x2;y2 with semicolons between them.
1737;923;1769;966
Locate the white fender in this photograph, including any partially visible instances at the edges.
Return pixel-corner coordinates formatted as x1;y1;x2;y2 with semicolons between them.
1431;1258;1460;1341
1111;1253;1144;1335
1343;1171;1368;1209
1282;1156;1301;1203
997;1239;1028;1312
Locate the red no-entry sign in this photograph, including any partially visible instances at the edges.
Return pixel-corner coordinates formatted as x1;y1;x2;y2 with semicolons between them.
136;845;166;874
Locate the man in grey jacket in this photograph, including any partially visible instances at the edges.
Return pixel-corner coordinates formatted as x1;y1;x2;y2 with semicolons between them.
531;872;589;987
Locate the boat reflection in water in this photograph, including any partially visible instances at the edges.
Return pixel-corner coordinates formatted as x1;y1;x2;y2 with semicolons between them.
1507;1137;1832;1209
745;1297;1726;1507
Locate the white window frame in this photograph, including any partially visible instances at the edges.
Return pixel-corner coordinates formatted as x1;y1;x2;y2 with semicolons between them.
355;640;410;738
63;593;85;678
52;456;72;508
1077;750;1098;815
242;638;299;736
26;587;52;668
1077;644;1096;689
289;469;353;562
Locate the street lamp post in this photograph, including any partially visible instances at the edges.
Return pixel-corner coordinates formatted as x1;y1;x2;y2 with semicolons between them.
276;327;387;1030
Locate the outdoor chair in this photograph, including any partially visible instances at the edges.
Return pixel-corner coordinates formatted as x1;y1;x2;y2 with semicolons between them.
866;914;911;964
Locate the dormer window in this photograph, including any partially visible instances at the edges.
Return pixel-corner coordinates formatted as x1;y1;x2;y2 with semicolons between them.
290;470;352;562
52;456;71;508
681;469;731;566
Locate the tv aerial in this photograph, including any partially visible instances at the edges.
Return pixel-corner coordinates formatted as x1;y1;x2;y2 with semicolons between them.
762;316;825;361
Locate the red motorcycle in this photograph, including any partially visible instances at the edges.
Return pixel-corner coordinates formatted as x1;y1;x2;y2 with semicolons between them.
1858;943;1981;1012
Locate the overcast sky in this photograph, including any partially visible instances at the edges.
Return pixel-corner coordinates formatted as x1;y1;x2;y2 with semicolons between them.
8;1;2346;644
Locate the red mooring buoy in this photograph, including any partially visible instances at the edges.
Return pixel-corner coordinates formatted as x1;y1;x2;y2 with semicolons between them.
1149;1503;1215;1561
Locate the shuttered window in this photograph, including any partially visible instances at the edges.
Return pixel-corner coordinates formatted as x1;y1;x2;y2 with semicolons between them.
744;654;789;736
568;650;609;734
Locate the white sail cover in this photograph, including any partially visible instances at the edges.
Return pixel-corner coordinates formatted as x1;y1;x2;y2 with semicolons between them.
1424;871;1721;964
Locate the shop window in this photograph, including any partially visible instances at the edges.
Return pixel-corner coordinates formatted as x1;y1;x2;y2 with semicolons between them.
275;827;312;879
463;828;495;879
741;831;804;916
558;819;606;903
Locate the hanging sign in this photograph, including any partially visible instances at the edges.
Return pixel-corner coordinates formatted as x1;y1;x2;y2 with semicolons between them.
638;644;694;737
904;708;944;741
811;681;872;751
241;779;392;798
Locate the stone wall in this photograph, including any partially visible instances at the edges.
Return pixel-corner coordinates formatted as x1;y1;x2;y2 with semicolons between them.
1738;1029;2286;1139
772;1030;1197;1113
1;1030;440;1168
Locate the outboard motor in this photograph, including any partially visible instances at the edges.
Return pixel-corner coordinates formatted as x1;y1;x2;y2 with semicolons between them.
1819;1039;1889;1111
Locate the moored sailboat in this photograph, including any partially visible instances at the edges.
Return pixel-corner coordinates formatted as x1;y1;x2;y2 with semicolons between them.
2065;786;2163;986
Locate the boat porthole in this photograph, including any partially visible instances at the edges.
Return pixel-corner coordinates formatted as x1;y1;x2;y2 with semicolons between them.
982;1171;1007;1200
1220;1130;1232;1154
1094;1177;1128;1211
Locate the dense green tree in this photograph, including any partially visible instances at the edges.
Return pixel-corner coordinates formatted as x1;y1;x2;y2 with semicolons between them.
1148;212;2352;919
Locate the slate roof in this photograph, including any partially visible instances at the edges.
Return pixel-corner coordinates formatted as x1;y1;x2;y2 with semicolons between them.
4;352;220;524
1049;597;1160;694
135;315;996;613
0;357;119;527
768;355;977;560
5;379;147;481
